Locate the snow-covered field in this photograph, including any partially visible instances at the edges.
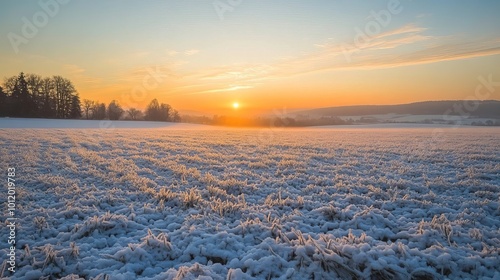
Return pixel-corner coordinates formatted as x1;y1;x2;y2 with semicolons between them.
336;114;500;125
1;123;499;279
0;118;201;129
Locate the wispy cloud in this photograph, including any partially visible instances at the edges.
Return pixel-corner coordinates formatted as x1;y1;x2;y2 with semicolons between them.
167;49;201;57
192;23;500;84
373;39;500;68
184;49;200;56
158;64;270;96
63;64;102;87
301;24;500;71
63;64;85;75
167;50;179;57
152;23;500;97
199;65;273;81
314;24;432;59
192;85;254;95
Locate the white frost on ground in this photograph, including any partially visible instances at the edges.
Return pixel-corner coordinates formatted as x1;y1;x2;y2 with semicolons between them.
0;123;499;279
0;118;208;129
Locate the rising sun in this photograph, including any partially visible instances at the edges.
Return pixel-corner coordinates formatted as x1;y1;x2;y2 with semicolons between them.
232;102;239;109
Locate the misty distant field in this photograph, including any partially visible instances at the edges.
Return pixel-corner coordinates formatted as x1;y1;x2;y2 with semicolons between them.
1;123;499;279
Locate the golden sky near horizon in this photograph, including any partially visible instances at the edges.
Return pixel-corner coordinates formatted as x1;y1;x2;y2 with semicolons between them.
1;1;500;116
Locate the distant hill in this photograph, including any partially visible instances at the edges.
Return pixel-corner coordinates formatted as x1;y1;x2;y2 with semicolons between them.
293;100;500;118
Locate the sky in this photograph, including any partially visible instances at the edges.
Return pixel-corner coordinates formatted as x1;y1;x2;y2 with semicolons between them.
1;0;500;116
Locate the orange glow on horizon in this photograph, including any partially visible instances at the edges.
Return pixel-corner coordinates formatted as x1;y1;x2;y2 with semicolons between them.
1;1;500;119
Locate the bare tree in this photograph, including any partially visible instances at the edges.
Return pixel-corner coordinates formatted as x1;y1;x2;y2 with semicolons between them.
2;76;17;95
82;99;94;119
145;99;176;122
52;76;77;118
40;77;55;118
0;86;7;116
172;109;181;122
127;108;142;120
160;103;171;121
25;73;43;115
1;72;81;119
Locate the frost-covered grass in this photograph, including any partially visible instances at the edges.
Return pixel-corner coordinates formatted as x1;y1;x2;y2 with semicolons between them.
1;126;499;279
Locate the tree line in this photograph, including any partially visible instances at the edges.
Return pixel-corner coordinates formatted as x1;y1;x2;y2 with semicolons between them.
81;98;181;122
0;72;81;118
181;114;350;127
0;72;181;122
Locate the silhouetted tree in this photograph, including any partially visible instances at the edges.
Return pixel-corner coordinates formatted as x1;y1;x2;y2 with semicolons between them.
69;94;82;119
1;75;18;117
107;100;124;120
0;86;7;116
2;76;16;94
82;99;94;119
179;114;211;124
144;99;177;122
3;73;81;119
26;73;44;117
145;99;161;121
40;77;56;118
159;103;171;121
172;109;181;122
92;102;106;120
52;76;78;118
12;72;36;117
126;108;142;120
1;73;186;122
